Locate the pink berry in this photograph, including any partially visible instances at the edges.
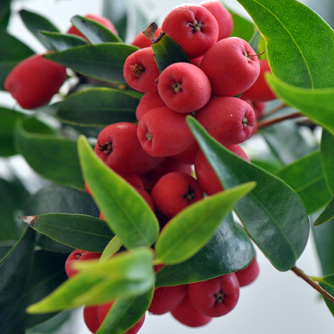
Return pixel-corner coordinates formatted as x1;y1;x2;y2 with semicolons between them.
235;255;260;287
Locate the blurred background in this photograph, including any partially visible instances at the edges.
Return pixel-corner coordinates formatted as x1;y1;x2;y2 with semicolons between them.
1;0;334;333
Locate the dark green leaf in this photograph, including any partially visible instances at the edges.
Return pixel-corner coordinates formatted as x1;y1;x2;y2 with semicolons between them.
315;196;334;226
0;31;35;61
237;0;334;88
155;182;255;265
0;107;25;157
39;31;88;51
321;130;334;194
58;88;138;126
312;215;334;276
0;241;16;259
102;0;127;41
275;151;331;214
319;275;334;316
267;75;334;135
19;9;60;50
152;32;191;72
27;248;154;313
23;250;68;329
97;289;153;334
70;15;122;43
77;136;159;249
0;227;36;334
156;212;254;287
0;0;10;29
14;117;85;189
260;120;316;165
20;213;114;252
230;11;255;41
187;117;310;271
44;43;138;84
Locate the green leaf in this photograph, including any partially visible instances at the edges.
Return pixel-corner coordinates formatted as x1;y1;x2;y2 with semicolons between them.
312;215;334;276
230;11;255;41
318;275;334;316
19;9;60;50
77;136;159;249
20;213;114;252
156;212;254;287
155;182;255;265
14;117;85;189
275;151;331;215
0;107;25;157
321;130;334;194
187;117;310;271
267;75;334;135
0;0;10;29
0;31;35;61
0;227;36;333
152;32;191;72
27;248;154;313
237;0;334;88
70;15;122;43
102;0;127;41
57;88;138;127
22;250;68;330
97;289;153;334
38;31;88;52
44;43;138;84
314;196;334;226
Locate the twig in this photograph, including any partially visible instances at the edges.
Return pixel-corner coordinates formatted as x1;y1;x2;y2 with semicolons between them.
257;112;303;128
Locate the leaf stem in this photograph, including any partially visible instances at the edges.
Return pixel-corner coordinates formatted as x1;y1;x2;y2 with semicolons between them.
100;235;123;263
257;112;303;129
291;266;334;304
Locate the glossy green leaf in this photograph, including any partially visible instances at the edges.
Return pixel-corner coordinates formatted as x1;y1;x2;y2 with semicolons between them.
22;250;68;329
19;9;60;50
38;31;87;51
44;43;138;84
77;136;159;249
20;213;114;252
0;227;36;333
0;107;25;157
70;15;122;43
314;196;334;226
152;32;191;72
321;130;334;194
102;0;127;41
267;75;334;135
57;88;138;126
187;117;310;271
0;31;35;61
312;215;334;276
15;117;84;189
27;248;154;313
155;182;255;265
97;289;153;334
275;151;331;214
237;0;334;88
318;275;334;316
259;120;316;165
230;11;255;42
156;212;254;287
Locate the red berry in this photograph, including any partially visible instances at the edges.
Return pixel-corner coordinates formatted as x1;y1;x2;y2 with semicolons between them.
162;4;219;58
5;54;67;109
148;285;187;315
171;295;212;327
123;47;160;93
235;255;260;287
65;250;101;278
137;106;195;157
131;26;162;48
94;122;160;174
157;62;212;113
196;96;256;145
200;37;260;97
200;0;233;40
151;172;204;218
83;305;100;333
136;91;165;121
187;273;240;317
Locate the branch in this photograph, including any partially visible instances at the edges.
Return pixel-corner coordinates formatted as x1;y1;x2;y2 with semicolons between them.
257;112;303;129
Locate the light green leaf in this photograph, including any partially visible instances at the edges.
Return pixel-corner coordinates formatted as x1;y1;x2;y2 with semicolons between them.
321;130;334;194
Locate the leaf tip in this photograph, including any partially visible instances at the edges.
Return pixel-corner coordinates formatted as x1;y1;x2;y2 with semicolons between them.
19;215;37;227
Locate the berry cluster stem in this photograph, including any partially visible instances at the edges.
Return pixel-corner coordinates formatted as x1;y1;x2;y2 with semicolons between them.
291;266;334;304
257;112;302;129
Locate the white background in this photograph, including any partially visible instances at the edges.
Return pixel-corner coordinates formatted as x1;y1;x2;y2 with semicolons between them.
3;0;334;333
